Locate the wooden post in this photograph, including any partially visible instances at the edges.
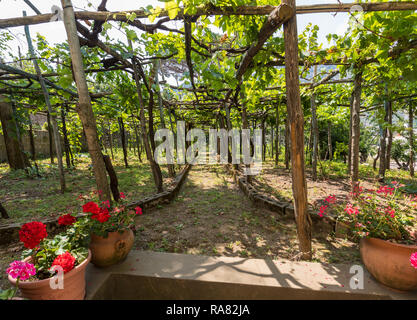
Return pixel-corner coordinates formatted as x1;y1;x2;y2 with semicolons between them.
103;155;120;202
61;0;111;201
347;94;353;174
128;39;163;192
282;0;312;260
327;121;332;161
284;116;290;169
351;70;362;188
385;100;393;170
118;116;129;168
23;11;65;193
61;106;71;169
275;102;280;166
311;65;318;180
46;111;54;164
409;101;415;177
24;10;65;192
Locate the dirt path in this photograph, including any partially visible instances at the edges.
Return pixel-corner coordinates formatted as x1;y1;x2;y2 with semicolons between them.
134;164;360;263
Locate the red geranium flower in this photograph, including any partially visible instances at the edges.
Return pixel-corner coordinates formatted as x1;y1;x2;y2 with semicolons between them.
135;206;143;215
58;214;76;226
91;208;110;223
120;192;126;199
51;252;76;273
325;195;336;204
19;221;48;249
82;201;100;214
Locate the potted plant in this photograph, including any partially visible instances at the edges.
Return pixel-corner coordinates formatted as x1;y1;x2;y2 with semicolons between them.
319;182;417;291
5;215;91;300
79;191;143;268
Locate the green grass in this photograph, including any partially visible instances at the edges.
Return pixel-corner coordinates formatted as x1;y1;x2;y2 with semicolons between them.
0;149;170;223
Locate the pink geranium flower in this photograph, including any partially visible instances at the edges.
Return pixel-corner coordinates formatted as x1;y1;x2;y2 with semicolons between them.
411;252;417;269
6;261;36;281
325;195;336;204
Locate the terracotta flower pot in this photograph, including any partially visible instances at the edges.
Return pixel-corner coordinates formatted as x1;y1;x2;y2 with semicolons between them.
360;237;417;291
89;228;134;268
8;250;91;300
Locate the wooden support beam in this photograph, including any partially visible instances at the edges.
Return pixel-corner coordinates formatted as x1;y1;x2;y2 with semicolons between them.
282;0;312;261
1;2;416;28
61;0;111;202
24;10;66;193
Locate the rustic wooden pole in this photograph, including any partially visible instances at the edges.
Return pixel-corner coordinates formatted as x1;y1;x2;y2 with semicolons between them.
118;116;129;168
2;2;417;29
282;0;312;260
385;100;393;170
347;94;353;174
275;102;280;166
409;101;415;177
103;154;120;202
24;11;66;192
351;70;362;188
128;39;163;192
311;65;318;180
61;0;111;201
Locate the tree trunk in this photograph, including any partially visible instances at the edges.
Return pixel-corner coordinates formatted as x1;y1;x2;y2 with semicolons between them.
275;103;280;166
103;154;120;202
347;94;353;175
47;111;54;164
118;116;129;168
154;59;175;177
61;106;71;169
283;0;312;260
28;114;36;161
327;120;332;161
311;87;318;180
410;102;415;177
385;100;393;170
128;39;163;193
0;97;30;170
0;202;9;219
261;117;266;162
108;122;114;160
61;0;111;202
241;92;251;183
379;100;389;181
284;116;290;169
351;71;362;190
373;146;380;170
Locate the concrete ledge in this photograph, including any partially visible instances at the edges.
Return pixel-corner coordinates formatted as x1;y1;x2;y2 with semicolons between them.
85;250;417;300
0;164;192;246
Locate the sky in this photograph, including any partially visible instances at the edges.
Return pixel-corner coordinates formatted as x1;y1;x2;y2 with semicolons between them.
0;0;355;58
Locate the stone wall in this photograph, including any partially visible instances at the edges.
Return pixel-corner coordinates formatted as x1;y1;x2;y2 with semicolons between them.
0;130;57;162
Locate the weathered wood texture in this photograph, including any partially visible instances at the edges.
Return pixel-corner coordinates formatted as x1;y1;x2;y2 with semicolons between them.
2;2;417;28
61;0;111;202
282;0;312;260
351;71;362;188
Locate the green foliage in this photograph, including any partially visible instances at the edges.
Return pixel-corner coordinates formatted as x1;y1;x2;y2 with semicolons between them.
334;184;416;242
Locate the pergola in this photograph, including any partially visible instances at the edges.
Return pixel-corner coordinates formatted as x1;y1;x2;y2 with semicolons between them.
0;0;416;259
